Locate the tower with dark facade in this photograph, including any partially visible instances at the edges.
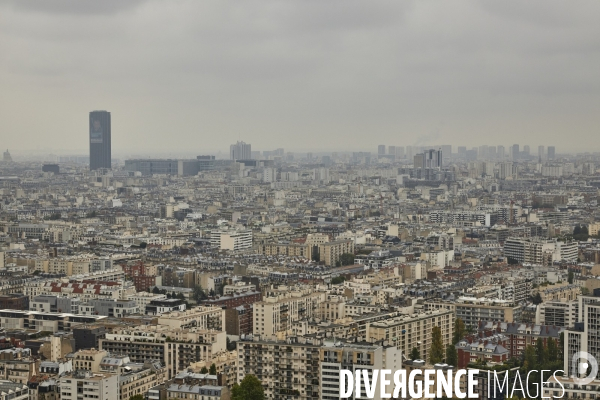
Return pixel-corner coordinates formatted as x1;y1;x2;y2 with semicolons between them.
89;110;111;170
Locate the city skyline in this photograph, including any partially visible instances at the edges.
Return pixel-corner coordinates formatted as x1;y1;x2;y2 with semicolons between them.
3;2;600;399
1;1;600;154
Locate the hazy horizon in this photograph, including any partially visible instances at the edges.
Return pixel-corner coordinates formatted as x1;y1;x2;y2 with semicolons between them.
2;0;600;155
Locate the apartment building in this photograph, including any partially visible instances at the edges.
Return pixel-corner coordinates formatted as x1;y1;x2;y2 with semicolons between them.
538;284;580;302
305;233;330;247
257;243;310;258
30;294;81;314
147;371;223;400
210;228;252;251
145;298;186;316
504;237;578;264
253;288;326;339
0;294;28;310
78;299;139;317
0;309;106;332
222;282;256;295
125;292;167;310
536;299;578;327
59;370;118;400
118;361;167;400
32;255;112;276
504;237;555;264
24;278;133;302
73;325;106;351
500;277;531;304
426;297;521;329
477;321;564;359
0;381;28;400
201;290;262;309
563;296;600;376
319;239;355;267
164;382;223;400
236;336;321;400
156;306;225;331
100;325;226;379
367;309;454;363
455;334;510;368
543;375;600;400
73;349;107;372
429;210;491;226
318;296;346;321
320;340;402;400
1;360;37;385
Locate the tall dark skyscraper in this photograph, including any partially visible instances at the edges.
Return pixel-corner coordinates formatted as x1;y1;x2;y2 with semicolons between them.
89;110;111;170
511;144;520;160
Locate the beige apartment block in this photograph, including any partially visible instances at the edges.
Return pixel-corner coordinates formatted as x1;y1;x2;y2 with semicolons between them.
253;289;326;339
367;309;454;363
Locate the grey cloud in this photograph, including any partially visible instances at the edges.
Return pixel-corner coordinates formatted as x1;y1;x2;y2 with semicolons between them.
4;0;149;15
1;0;599;154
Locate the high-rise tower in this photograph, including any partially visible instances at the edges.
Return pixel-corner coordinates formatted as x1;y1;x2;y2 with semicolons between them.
89;110;111;170
230;141;251;160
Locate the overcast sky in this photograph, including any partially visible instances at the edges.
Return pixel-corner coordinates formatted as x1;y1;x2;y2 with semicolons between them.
1;0;600;156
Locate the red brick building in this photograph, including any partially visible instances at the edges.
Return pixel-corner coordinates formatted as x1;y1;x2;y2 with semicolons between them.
121;262;159;292
477;321;564;359
201;291;262;309
132;276;158;292
455;334;510;368
0;294;29;310
225;305;253;335
202;291;262;336
121;262;146;277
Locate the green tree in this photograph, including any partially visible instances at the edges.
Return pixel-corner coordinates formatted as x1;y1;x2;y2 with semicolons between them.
231;374;265;400
193;285;207;302
227;337;237;351
582;287;590;295
331;276;345;285
129;395;145;400
532;292;543;305
507;257;519;265
568;271;574;284
453;318;466;345
429;326;444;364
573;225;589;241
339;253;355;266
536;338;548;365
558;332;564;361
200;366;208;373
445;344;458;367
523;345;537;370
410;347;421;360
216;283;225;296
209;363;217;375
547;337;558;362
